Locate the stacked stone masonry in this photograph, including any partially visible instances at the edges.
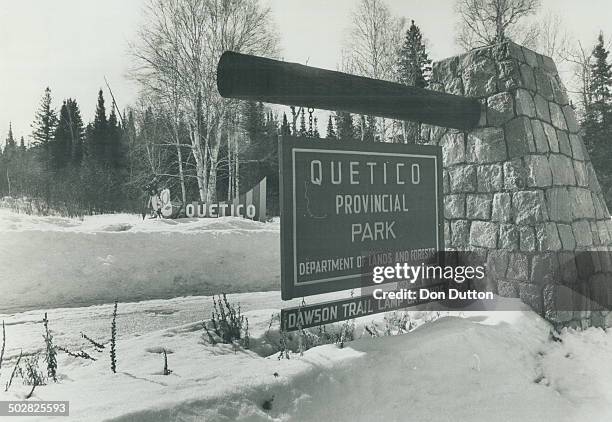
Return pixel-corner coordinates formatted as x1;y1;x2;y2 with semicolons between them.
422;41;612;328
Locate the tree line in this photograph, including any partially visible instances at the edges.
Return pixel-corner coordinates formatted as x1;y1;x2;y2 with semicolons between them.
0;0;611;214
0;86;284;216
0;88;132;215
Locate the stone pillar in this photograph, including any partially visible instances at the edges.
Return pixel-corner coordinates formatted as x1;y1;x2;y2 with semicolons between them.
423;41;612;328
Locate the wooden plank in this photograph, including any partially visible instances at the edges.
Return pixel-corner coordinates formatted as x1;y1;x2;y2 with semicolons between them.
281;283;448;332
217;51;481;130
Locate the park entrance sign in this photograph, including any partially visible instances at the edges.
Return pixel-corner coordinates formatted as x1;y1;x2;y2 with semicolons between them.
279;136;444;300
216;50;457;327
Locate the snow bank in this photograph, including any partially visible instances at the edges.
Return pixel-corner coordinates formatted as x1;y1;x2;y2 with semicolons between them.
2;305;610;421
0;210;280;312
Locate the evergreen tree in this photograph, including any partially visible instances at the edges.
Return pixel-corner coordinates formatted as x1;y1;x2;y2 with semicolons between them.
299;108;307;137
397;20;431;144
583;32;612;208
590;33;612;105
31;87;57;202
290;106;298;135
265;111;278;136
281;113;291;136
53;100;84;169
121;110;136;180
102;106;127;210
2;124;17;195
4;123;17;158
367;115;377;142
107;107;123;167
67;99;84;165
90;89;108;162
584;33;612;152
53;102;70;169
237;102;280;213
242;101;265;142
32;87;58;149
397;20;431;88
326;116;336;139
313;117;320;138
82;90;113;212
335;112;355;141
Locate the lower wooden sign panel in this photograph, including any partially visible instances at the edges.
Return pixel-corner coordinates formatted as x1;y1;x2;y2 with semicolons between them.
281;283;447;332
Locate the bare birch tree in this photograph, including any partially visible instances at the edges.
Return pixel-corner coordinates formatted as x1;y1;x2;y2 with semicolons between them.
455;0;541;51
131;0;278;202
342;0;405;142
560;42;594;119
536;13;572;63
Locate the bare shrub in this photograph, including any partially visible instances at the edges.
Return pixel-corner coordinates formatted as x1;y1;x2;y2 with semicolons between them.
203;294;250;348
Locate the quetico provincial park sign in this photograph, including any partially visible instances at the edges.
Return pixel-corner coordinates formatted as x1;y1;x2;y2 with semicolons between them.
279;136;444;300
218;47;612;331
216;50;458;326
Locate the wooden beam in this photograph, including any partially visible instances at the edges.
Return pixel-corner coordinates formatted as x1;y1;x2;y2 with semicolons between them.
217;51;481;131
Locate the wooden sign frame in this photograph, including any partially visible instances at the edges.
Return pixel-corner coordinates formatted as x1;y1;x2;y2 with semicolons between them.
279;136;444;300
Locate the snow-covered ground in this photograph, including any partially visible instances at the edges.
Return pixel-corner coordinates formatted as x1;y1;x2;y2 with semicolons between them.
1;297;612;421
2;209;612;421
0;210;280;312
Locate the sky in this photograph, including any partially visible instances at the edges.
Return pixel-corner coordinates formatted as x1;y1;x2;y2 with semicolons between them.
0;0;611;144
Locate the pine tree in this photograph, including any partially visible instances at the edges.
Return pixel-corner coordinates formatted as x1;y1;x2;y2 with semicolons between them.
397;20;431;88
81;90;112;212
31;87;58;203
242;101;265;141
2;124;17;196
4;123;17;158
53;101;76;170
32;87;58;148
313;117;320;138
585;33;612;137
90;89;108;162
397;20;431;144
265;111;279;136
584;33;612;153
583;32;612;207
591;33;612;104
299;108;307;137
121;110;136;183
335;112;355;141
66;99;84;165
326;116;336;139
281;113;291;136
107;107;123;167
367;115;377;142
290;106;298;135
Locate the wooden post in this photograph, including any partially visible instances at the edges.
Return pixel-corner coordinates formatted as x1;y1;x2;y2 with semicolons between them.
217;51;481;131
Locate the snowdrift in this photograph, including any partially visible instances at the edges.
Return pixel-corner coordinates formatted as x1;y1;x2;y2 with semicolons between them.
0;210;280;312
1;303;611;422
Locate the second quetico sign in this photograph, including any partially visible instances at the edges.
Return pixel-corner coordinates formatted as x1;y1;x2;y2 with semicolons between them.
280;136;444;300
